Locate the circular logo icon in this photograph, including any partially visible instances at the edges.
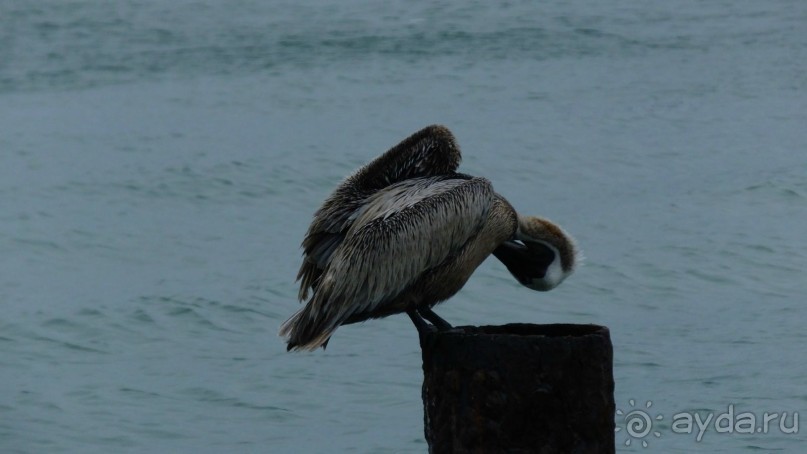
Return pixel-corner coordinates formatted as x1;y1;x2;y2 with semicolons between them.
615;400;663;448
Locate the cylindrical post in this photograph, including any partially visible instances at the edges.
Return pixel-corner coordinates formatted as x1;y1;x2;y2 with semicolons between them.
420;323;615;453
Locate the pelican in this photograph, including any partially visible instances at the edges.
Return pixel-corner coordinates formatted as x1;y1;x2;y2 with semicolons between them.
280;125;578;351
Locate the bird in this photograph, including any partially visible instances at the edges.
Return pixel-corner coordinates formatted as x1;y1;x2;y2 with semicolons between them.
280;125;578;351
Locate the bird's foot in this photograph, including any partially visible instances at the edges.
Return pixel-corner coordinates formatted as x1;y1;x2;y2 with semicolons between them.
417;307;453;331
407;307;464;343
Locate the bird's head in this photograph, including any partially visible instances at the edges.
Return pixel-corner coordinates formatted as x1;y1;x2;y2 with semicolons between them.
493;215;579;291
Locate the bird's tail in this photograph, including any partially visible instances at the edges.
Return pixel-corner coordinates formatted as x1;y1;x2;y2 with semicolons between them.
279;304;337;352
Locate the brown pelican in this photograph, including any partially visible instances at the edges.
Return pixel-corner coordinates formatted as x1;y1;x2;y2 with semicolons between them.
280;125;578;351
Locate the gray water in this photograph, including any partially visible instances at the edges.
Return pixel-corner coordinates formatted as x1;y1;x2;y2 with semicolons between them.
2;1;806;452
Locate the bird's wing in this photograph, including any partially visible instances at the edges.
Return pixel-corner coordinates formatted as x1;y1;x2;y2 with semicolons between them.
296;125;462;301
281;177;493;350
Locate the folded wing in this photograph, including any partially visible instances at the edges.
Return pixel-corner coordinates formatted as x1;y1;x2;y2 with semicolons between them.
281;176;493;350
297;125;462;301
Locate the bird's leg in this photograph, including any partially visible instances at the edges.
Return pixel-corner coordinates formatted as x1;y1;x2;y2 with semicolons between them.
417;307;453;331
407;308;434;336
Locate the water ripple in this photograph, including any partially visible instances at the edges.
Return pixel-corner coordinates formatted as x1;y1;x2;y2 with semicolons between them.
1;1;744;93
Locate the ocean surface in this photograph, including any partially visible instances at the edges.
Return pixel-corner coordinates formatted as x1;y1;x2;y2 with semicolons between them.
2;1;806;452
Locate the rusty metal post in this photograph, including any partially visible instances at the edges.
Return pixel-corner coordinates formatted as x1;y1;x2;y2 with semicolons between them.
420;323;615;453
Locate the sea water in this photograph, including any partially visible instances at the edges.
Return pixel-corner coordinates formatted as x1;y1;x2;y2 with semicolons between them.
2;1;806;452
